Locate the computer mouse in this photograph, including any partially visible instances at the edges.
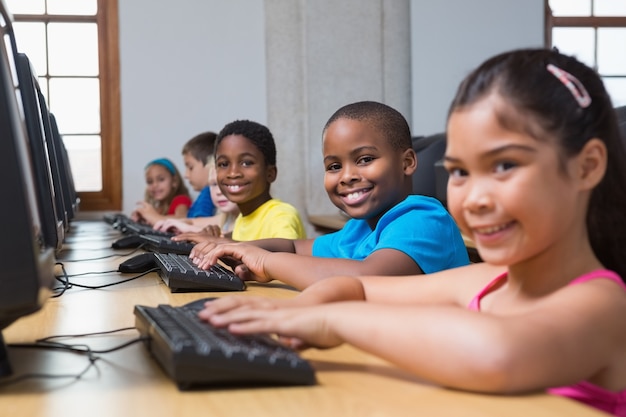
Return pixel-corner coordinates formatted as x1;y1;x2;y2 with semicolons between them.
118;253;157;273
112;234;143;249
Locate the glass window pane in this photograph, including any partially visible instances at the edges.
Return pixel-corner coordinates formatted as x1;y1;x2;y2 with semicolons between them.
12;22;47;76
49;78;100;134
552;27;596;69
62;135;102;192
47;0;97;16
549;0;591;16
598;28;626;75
48;22;99;76
604;78;626;108
4;0;44;15
595;0;626;16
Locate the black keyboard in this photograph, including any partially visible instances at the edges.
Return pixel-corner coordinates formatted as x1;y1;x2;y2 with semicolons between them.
153;252;246;292
134;300;316;390
108;214;175;238
121;221;175;238
139;234;194;255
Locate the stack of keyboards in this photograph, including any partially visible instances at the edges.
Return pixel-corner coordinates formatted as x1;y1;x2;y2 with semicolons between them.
106;214;244;292
106;213;175;238
134;300;317;389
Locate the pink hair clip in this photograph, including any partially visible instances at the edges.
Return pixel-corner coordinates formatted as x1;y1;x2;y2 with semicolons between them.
546;63;592;108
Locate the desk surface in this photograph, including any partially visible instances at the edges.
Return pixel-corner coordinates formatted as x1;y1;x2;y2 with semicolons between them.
0;221;606;417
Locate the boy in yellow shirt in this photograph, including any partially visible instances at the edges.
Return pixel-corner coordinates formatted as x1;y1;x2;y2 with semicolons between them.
176;119;306;242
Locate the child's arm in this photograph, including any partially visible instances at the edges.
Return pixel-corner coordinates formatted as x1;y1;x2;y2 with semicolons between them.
199;262;498;316
200;278;626;393
195;244;426;290
132;202;164;225
154;215;223;233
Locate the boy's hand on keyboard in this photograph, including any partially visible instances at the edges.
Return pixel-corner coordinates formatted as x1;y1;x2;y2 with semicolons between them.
192;243;273;283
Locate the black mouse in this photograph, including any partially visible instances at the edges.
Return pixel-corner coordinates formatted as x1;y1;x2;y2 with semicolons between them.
112;234;143;249
118;253;157;273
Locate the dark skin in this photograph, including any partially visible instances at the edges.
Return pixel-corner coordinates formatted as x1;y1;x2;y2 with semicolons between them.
186;118;423;290
175;133;276;245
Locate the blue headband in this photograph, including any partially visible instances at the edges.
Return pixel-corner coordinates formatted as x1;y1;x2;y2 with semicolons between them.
146;158;176;176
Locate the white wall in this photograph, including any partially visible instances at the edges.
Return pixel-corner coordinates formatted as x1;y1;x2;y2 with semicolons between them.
119;0;266;214
118;0;544;234
410;0;545;135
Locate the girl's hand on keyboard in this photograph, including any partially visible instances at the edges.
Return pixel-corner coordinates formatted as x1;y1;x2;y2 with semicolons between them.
200;301;345;350
198;295;297;319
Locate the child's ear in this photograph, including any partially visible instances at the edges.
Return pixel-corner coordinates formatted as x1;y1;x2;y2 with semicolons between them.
577;137;607;190
402;148;418;176
266;165;278;184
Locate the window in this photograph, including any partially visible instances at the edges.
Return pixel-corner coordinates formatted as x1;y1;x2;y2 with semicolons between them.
547;0;626;107
6;0;121;211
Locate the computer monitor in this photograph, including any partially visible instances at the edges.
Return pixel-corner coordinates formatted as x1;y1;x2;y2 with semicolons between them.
0;0;56;377
15;52;66;251
48;112;80;220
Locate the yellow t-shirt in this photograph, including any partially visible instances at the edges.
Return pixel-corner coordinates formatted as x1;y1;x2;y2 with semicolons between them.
232;199;306;241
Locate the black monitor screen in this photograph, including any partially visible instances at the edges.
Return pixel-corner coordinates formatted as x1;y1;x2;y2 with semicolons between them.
48;111;79;220
0;0;55;377
15;52;65;251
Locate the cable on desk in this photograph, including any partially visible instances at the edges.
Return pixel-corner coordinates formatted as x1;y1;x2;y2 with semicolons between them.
53;262;159;297
1;327;149;387
57;245;146;262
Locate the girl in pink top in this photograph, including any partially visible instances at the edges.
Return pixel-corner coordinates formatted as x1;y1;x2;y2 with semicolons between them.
191;49;626;416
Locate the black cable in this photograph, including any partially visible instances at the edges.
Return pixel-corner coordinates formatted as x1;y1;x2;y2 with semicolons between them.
53;262;159;296
52;262;71;298
1;327;148;387
58;245;145;262
64;270;120;277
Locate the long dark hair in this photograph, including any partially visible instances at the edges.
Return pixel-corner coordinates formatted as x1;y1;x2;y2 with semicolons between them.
448;48;626;280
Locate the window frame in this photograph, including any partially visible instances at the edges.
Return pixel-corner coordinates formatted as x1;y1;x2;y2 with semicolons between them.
12;0;121;211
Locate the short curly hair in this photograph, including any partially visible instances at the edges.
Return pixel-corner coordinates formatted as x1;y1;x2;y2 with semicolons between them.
216;120;276;166
323;101;412;151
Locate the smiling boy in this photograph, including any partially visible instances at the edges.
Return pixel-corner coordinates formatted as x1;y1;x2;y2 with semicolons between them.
189;101;469;290
175;120;307;243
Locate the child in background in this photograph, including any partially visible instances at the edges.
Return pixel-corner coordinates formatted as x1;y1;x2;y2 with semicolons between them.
153;160;240;237
175;119;307;243
182;131;217;218
189;101;469;290
131;158;191;223
197;49;626;416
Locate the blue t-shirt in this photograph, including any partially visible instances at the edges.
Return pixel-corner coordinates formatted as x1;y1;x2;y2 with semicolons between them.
187;186;215;218
312;195;469;273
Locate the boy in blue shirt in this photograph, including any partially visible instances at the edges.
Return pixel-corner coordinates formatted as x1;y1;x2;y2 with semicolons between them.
182;131;217;218
190;101;469;289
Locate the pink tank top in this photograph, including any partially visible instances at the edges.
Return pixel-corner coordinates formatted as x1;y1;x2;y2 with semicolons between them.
468;269;626;416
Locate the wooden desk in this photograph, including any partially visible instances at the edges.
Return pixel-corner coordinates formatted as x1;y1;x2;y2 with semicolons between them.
0;221;605;417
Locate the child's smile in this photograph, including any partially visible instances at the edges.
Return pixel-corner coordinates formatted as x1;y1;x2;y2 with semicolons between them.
215;134;276;216
323;118;414;228
446;96;585;268
339;186;373;206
